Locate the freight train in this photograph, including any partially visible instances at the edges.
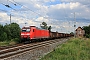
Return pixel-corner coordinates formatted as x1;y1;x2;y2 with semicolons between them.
21;26;72;42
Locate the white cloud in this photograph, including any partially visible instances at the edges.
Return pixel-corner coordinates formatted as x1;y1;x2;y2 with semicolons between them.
37;17;43;20
50;2;80;9
69;2;80;9
0;12;9;23
61;0;90;7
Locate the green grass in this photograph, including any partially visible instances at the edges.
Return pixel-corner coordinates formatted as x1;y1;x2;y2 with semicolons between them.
0;41;17;46
0;41;10;46
40;38;90;60
0;38;19;46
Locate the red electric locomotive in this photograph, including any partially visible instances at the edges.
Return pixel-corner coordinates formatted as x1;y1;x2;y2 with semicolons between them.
21;26;50;42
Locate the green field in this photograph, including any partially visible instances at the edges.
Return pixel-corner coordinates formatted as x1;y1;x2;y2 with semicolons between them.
40;38;90;60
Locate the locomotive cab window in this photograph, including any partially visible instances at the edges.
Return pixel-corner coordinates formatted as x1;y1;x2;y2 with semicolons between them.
22;29;30;32
33;29;34;32
22;29;26;32
27;29;30;32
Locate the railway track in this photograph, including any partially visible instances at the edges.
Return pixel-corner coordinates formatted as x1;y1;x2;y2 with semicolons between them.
0;38;69;60
0;43;24;50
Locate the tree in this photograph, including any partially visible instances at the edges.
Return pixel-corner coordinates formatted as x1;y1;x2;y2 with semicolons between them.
40;22;48;29
82;25;90;38
4;24;11;40
1;32;7;41
70;32;74;36
0;24;4;41
40;22;52;31
9;23;21;39
4;23;21;40
48;26;52;32
0;23;21;42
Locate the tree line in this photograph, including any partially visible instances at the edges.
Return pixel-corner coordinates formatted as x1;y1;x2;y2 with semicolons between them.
0;23;21;42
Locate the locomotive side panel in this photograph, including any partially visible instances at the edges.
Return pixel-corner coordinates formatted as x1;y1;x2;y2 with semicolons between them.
31;27;49;39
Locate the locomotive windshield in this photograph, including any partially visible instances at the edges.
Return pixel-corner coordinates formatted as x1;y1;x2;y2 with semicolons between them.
22;28;30;32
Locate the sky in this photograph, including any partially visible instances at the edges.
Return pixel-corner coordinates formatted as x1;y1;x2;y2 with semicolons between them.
0;0;90;33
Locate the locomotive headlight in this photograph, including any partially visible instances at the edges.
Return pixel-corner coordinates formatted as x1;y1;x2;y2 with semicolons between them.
21;34;24;35
21;33;30;36
26;34;30;35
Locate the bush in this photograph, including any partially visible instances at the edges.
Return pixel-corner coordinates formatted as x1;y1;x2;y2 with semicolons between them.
14;38;20;43
85;34;90;38
0;41;9;46
0;38;20;46
9;38;19;45
10;38;20;43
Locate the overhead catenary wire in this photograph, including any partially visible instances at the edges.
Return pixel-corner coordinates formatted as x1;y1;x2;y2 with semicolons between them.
0;0;42;16
7;0;17;6
12;0;42;17
1;0;51;20
10;0;51;26
0;0;56;27
1;3;16;11
7;0;50;26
